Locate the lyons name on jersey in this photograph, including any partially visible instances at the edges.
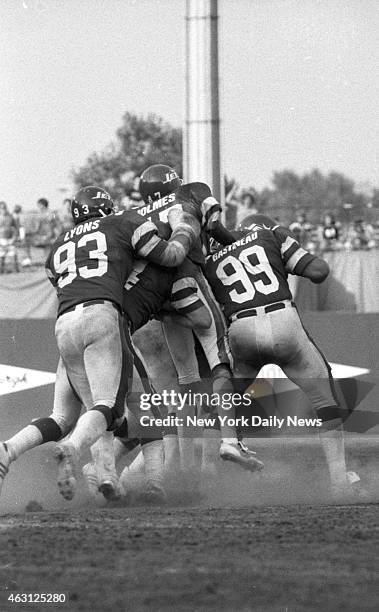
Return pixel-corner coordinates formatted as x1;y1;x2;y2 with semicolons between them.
211;231;258;262
63;219;100;242
137;193;176;217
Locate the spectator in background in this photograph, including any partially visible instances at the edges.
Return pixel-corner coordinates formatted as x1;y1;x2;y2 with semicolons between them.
345;219;375;250
320;213;341;251
0;201;19;273
121;176;143;210
12;205;25;242
56;197;73;233
235;191;258;228
33;197;59;261
289;212;318;253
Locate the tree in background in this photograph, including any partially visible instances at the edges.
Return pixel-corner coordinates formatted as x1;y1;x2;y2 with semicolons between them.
72;112;182;202
72;112;376;225
258;169;371;224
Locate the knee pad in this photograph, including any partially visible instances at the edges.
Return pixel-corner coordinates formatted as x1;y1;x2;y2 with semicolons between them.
317;405;342;429
32;417;63;443
113;417;128;439
140;436;163;446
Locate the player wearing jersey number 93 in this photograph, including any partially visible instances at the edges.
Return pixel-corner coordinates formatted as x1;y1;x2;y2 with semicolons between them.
0;185;200;503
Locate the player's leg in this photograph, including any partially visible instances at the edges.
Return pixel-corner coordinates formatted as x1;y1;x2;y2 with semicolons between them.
161;317;200;472
54;304;133;500
0;358;81;497
193;274;263;472
124;332;167;503
272;307;353;494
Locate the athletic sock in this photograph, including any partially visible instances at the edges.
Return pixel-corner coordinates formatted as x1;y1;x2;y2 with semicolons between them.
6;425;43;461
90;431;117;482
319;421;348;487
201;428;220;468
163;435;180;470
141;440;165;488
68;411;108;456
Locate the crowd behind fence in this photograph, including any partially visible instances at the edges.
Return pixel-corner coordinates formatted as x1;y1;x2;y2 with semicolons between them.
1;194;379;274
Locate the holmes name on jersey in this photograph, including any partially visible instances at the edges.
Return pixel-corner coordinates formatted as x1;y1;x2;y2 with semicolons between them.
137;193;176;217
211;232;258;261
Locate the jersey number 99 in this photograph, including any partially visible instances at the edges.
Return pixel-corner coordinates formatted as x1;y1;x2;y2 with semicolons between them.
216;245;279;303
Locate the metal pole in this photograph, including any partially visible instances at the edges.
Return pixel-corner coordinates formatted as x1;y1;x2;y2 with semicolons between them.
184;0;222;203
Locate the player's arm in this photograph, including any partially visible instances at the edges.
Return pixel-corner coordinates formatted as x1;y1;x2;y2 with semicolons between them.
131;211;200;267
274;225;329;284
175;182;223;231
45;253;58;289
208;220;236;245
299;257;330;283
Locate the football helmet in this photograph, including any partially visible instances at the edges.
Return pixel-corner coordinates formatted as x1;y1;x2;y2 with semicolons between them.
238;213;277;231
139;164;182;204
71;186;115;225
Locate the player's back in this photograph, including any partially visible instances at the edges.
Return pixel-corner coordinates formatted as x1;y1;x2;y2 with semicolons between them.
205;226;293;319
46;211;142;317
136;181;220;266
123;260;175;333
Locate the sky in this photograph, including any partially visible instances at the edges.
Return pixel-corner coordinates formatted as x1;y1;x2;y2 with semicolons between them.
1;0;378;209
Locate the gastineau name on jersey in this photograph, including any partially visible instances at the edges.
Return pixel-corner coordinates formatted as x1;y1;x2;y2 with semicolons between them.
137;193;175;216
212;231;258;261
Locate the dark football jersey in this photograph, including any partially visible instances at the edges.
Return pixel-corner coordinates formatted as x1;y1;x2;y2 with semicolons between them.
123;260;175;333
205;225;316;319
170;258;207;316
46;210;167;317
136;182;221;266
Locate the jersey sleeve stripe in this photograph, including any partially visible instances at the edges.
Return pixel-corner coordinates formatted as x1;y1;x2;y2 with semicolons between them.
286;248;312;273
280;235;297;253
136;234;165;258
131;221;158;252
292;252;317;275
171;286;197;302
175;299;204;315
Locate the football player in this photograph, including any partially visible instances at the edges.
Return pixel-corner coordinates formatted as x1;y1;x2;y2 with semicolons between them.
137;165;264;474
0;185;200;502
205;213;359;497
84;237;214;504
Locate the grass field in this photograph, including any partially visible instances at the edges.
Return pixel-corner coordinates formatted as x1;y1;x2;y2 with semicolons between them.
0;503;378;612
1;436;378;612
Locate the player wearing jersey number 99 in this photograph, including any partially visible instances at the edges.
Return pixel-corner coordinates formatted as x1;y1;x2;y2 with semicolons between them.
205;216;360;499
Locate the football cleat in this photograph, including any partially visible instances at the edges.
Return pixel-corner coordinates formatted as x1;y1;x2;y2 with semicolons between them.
82;462;100;498
71;185;115;225
98;479;123;502
219;440;264;473
139;164;182;204
0;443;11;496
331;471;371;503
53;441;78;501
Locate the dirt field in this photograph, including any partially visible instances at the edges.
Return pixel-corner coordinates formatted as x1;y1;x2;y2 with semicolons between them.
0;501;378;612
